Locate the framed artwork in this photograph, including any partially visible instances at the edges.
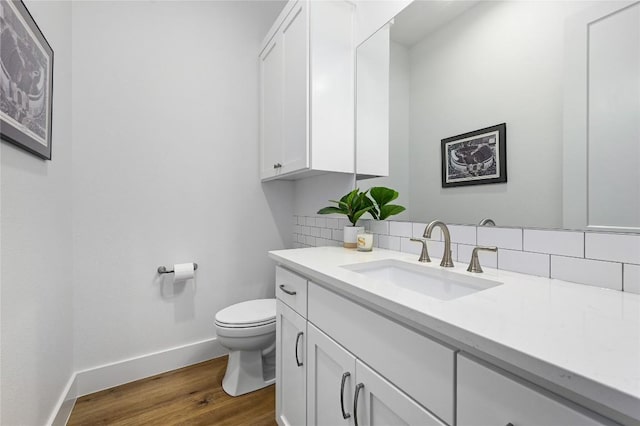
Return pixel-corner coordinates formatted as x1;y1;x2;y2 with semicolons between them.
0;0;54;160
441;123;507;188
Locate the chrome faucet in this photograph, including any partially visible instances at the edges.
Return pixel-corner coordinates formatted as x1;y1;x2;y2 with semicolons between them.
424;220;454;267
479;218;496;226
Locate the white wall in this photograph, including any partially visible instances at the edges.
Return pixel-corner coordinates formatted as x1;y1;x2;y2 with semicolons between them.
71;0;292;372
407;1;589;228
0;1;74;424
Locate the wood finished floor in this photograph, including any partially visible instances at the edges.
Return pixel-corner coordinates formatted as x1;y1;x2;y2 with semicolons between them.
67;356;276;426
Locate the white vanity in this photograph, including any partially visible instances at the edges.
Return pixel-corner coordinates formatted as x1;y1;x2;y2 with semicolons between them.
270;247;640;426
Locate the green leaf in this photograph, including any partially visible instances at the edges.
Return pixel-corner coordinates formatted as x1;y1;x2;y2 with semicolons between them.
352;205;375;224
379;204;406;220
342;189;359;206
317;206;347;215
370;187;398;207
362;195;379;220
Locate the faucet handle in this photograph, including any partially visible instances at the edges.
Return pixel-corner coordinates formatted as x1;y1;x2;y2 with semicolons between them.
409;238;431;263
467;246;498;273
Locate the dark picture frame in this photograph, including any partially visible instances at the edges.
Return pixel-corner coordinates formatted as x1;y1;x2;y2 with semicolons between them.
0;0;54;160
441;123;506;188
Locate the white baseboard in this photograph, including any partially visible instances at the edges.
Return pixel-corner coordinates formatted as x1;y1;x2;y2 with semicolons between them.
48;375;77;426
47;337;226;425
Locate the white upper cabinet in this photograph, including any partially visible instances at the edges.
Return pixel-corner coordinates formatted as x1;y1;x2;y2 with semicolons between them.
259;0;355;181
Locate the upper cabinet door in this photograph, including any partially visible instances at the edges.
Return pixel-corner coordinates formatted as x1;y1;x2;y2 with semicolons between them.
260;38;284;179
259;0;354;181
281;1;310;175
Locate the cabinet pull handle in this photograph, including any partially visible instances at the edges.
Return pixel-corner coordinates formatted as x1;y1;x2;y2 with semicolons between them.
506;424;514;426
295;331;303;367
273;163;282;169
353;383;364;426
340;372;351;419
279;284;297;296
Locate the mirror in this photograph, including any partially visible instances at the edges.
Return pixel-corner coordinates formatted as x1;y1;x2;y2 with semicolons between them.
356;0;640;230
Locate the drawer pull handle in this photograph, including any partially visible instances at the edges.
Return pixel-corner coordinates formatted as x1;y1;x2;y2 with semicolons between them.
353;383;364;426
295;332;303;367
340;372;351;419
279;284;297;296
506;424;514;426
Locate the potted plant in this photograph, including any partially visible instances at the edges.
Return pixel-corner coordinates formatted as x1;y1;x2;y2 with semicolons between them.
317;188;374;248
317;187;405;248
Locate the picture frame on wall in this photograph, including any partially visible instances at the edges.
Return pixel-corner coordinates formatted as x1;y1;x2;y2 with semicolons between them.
441;123;507;188
0;0;54;160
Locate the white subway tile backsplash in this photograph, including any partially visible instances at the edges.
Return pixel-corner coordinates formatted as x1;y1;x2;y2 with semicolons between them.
326;218;340;229
498;249;550;278
291;215;637;293
458;244;497;269
551;256;622;290
400;238;422;255
623;264;640;294
585;233;640;265
448;225;477;245
524;229;584;257
378;235;401;251
411;222;430;239
370;220;389;235
477;227;522;250
389;221;412;238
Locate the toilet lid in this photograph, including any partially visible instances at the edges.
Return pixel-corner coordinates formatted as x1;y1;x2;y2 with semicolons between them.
215;299;276;327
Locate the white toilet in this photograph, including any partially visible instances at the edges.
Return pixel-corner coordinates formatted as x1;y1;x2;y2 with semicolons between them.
215;298;276;396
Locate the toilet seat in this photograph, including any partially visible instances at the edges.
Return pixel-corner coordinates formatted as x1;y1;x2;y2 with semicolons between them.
215;299;275;328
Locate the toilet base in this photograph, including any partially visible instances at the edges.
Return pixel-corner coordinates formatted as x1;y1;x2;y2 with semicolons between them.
222;349;275;396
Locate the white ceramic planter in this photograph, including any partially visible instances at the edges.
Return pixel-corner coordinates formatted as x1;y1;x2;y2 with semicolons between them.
343;226;364;248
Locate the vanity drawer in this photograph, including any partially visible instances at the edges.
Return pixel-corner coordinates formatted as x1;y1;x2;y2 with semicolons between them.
275;266;308;316
308;282;456;425
457;354;613;426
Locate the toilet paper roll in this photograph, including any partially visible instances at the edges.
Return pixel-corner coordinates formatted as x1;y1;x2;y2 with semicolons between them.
173;263;195;281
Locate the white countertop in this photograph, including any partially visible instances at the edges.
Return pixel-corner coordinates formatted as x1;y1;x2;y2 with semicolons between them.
269;246;640;422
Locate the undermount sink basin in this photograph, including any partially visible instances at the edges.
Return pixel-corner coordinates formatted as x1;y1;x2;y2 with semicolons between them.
342;259;502;301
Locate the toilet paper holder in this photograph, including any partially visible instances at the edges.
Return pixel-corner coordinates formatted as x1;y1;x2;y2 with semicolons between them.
157;263;198;274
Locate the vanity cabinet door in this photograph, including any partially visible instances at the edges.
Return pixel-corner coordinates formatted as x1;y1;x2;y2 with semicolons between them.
353;360;446;426
307;324;356;426
276;300;307;426
457;354;612;426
